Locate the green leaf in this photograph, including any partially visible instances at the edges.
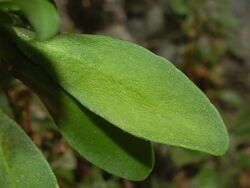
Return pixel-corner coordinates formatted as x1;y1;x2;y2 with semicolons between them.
171;147;207;167
0;2;20;12
216;89;244;109
0;109;58;188
14;28;229;156
192;164;220;188
0;39;154;180
3;0;59;39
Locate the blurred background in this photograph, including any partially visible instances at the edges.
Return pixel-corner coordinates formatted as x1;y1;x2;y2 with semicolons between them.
0;0;250;187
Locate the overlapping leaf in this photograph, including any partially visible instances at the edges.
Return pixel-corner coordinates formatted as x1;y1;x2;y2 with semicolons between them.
13;28;229;156
0;39;154;180
0;0;59;39
0;109;58;188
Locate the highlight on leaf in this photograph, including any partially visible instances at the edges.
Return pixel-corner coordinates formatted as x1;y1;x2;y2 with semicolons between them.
0;0;231;182
0;39;154;181
12;27;229;156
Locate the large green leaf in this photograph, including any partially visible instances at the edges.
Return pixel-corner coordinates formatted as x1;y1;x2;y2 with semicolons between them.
0;38;154;180
0;0;59;39
14;28;229;156
0;109;58;188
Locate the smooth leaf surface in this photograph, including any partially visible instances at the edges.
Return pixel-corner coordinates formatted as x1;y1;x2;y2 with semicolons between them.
0;109;58;188
14;28;229;156
0;40;154;180
0;2;20;12
7;0;59;39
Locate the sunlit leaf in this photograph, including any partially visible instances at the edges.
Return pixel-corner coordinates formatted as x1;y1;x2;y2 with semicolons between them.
0;40;154;180
0;109;58;188
13;27;229;156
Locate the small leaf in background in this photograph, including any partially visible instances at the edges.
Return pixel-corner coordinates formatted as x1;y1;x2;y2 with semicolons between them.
234;124;250;138
232;110;250;138
235;111;250;124
14;28;229;156
216;89;245;109
165;0;189;15
236;150;250;169
0;109;58;188
171;148;207;167
192;164;220;188
11;0;59;40
3;49;154;181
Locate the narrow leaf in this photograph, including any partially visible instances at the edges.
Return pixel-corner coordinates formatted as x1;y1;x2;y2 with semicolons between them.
1;40;154;180
0;109;58;188
14;28;229;156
